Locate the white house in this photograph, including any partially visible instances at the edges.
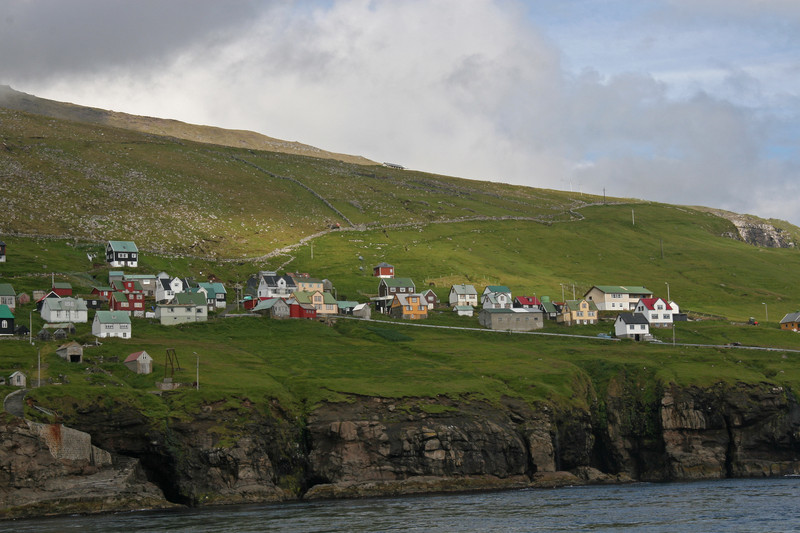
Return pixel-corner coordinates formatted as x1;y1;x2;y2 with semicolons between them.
482;285;512;309
634;297;676;328
92;311;132;339
614;313;650;340
156;277;176;303
124;350;153;374
41;297;88;324
258;274;297;299
584;285;653;311
449;284;478;307
155;292;208;325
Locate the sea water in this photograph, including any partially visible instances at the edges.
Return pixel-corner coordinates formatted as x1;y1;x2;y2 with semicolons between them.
8;478;800;532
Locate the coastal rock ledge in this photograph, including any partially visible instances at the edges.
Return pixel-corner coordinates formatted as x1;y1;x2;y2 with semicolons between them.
3;381;800;519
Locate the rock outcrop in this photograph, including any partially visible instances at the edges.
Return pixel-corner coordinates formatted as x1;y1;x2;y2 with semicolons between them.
0;415;169;519
5;381;800;518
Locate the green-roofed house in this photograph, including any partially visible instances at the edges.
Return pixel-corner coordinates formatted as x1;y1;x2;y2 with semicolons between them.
155;292;208;325
0;283;16;312
482;285;512;309
197;282;227;309
106;240;139;268
92;310;132;338
557;299;598;326
0;304;14;335
377;277;415;314
584;285;653;311
293;290;339;316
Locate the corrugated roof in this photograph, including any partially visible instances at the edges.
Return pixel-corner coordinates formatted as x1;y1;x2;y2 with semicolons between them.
95;310;131;324
451;284;477;295
108;241;138;252
382;277;415;288
591;285;652;295
0;283;16;296
0;304;14;318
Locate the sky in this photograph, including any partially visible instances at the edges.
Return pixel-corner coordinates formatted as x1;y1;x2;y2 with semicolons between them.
3;0;799;224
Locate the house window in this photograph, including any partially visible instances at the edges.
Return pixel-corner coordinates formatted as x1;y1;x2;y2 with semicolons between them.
405;305;412;311
1;320;6;329
418;306;425;311
400;288;406;293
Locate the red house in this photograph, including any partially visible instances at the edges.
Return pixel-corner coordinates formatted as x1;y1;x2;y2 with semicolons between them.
92;286;113;299
112;279;143;294
290;302;317;319
109;291;145;315
514;296;542;309
373;262;395;278
52;282;73;297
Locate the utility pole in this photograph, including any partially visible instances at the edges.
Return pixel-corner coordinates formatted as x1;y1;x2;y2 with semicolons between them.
660;239;664;260
665;282;670;302
194;352;199;390
37;348;41;387
632;209;635;226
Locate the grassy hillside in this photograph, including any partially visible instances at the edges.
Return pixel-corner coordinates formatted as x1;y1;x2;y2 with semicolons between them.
2;93;800;422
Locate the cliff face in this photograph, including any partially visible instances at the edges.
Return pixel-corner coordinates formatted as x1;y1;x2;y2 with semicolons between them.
6;381;800;518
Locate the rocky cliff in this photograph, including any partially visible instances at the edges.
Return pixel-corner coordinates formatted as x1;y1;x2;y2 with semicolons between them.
5;381;800;518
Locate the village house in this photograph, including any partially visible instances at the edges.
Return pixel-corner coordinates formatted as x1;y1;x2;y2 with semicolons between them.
0;304;14;335
124;350;153;374
514;296;542;309
197;282;227;309
109;291;146;317
0;283;16;312
449;284;478;307
421;288;439;310
289;300;317;319
337;301;359;315
482;285;512;309
52;282;73;297
156;278;176;303
9;371;26;388
124;274;158;297
294;277;324;293
557;299;598;326
155;292;208;325
780;312;800;331
41;297;88;323
390;293;428;320
91;285;113;300
252;298;291;319
56;341;83;363
373;262;395;278
376;277;416;313
258;274;297;299
634;297;676;328
106;240;139;268
453;305;474;317
479;308;544;331
540;297;560;320
614;313;651;341
17;293;30;306
293;290;339;316
108;271;125;284
93;311;132;338
584;285;653;311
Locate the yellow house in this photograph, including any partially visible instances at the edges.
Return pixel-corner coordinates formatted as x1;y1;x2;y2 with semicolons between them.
295;278;324;293
292;290;338;316
390;293;428;320
557;299;598;326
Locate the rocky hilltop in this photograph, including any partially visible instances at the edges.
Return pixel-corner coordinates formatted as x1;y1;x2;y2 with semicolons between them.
5;380;800;518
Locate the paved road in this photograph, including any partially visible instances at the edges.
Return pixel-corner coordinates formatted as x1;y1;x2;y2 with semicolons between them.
3;388;26;418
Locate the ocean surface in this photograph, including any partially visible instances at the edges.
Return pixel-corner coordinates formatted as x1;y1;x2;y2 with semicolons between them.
9;478;800;532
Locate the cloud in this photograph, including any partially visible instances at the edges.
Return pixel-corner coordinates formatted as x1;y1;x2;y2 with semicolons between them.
4;0;800;224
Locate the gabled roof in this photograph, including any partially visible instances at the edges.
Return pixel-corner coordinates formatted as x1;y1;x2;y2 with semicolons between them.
125;351;150;363
172;292;207;306
780;312;800;324
253;298;287;311
53;282;72;290
392;293;423;306
107;240;138;252
198;281;226;295
43;297;87;312
515;296;541;306
637;297;674;311
112;280;144;292
260;274;297;288
450;284;477;295
95;310;131;324
0;283;16;297
616;313;650;325
374;262;393;268
337;301;359;310
453;305;474;311
381;277;415;288
485;285;511;294
541;301;558;314
0;304;14;319
590;285;652;295
564;299;597;311
93;285;113;293
481;307;543;314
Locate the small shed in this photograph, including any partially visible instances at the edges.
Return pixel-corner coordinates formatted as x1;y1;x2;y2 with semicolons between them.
56;341;84;363
352;303;371;319
453;305;474;317
9;371;26;387
18;293;31;305
124;350;153;374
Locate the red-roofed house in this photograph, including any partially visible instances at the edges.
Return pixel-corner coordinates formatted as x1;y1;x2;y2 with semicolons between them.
514;296;541;309
634;297;675;328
